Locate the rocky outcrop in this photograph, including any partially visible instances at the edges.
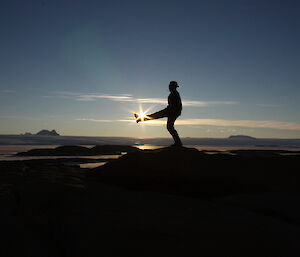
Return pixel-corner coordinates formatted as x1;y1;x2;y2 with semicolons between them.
36;129;60;136
91;146;300;198
16;145;140;156
1;147;300;257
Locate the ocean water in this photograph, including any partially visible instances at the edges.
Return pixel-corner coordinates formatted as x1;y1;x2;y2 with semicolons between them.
136;144;300;152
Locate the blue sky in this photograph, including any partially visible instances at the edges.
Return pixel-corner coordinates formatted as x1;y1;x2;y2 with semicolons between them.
0;0;299;138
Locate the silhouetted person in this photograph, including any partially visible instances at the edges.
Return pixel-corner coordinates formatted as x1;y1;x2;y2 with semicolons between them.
135;81;182;146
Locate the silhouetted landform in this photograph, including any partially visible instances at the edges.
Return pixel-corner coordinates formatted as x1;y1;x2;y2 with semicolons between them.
91;147;300;198
1;147;300;256
21;129;60;136
36;129;60;136
16;145;140;156
1;134;300;147
228;135;256;140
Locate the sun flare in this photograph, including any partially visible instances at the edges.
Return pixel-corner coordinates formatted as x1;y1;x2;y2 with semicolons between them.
138;111;147;121
132;106;153;123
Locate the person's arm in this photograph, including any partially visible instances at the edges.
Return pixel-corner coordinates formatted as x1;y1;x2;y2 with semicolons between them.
166;93;171;111
168;92;182;116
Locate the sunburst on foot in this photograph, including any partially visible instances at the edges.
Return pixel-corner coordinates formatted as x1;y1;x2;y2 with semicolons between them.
134;111;148;123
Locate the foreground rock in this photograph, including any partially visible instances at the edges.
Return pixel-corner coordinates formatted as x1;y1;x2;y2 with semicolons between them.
1;147;300;257
91;146;300;198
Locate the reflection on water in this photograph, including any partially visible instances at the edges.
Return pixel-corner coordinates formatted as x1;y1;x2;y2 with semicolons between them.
135;144;162;150
135;144;300;152
79;162;106;168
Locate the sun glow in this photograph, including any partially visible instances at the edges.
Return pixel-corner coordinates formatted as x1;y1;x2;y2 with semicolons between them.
132;106;153;123
134;111;150;122
138;111;147;121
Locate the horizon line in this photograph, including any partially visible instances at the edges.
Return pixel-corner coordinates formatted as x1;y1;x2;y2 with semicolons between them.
0;133;300;140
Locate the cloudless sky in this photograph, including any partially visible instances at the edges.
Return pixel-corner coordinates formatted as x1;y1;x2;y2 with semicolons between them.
0;0;299;138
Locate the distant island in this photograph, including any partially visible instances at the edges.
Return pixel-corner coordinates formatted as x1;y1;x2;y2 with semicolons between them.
22;129;60;136
228;135;256;140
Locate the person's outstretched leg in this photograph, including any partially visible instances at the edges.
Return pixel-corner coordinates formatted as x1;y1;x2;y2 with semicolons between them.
167;116;182;146
147;108;169;120
135;108;169;123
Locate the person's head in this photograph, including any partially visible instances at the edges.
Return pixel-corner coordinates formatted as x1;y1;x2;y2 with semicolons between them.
169;81;179;92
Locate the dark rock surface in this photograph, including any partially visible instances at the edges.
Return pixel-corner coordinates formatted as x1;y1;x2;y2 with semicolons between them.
91;147;300;198
1;146;300;257
16;145;140;156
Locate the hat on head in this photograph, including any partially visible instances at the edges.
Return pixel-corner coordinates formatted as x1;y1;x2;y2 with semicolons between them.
169;81;179;87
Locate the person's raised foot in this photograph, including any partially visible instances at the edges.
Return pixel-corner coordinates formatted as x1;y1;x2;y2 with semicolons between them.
134;113;141;123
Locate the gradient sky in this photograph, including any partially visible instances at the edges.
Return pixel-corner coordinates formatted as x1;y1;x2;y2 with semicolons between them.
0;0;299;138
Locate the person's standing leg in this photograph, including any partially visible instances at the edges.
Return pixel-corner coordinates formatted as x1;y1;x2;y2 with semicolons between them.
167;116;182;146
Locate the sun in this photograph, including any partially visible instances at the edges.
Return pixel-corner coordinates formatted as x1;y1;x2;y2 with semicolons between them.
138;111;147;121
132;106;153;123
